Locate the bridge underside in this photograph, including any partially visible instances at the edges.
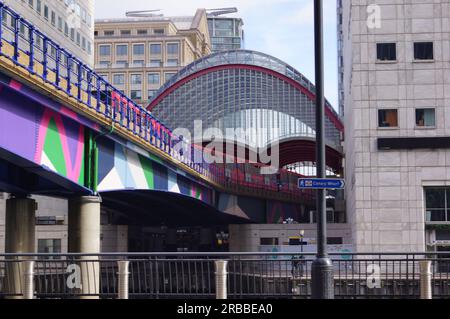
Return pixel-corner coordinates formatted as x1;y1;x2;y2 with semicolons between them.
100;190;250;226
0;146;91;197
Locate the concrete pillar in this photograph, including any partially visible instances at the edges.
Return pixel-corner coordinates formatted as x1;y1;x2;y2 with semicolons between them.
68;196;101;299
4;196;37;299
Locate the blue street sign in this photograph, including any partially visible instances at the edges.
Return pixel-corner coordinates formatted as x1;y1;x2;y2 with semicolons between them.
298;178;345;190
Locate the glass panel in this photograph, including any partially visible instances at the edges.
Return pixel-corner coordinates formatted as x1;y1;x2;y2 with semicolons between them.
378;109;398;127
416;109;435;127
427;210;446;222
414;42;433;60
426;188;445;209
377;43;396;61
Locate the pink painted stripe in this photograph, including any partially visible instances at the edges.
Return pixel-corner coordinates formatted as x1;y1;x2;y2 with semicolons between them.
35;109;84;182
9;79;22;91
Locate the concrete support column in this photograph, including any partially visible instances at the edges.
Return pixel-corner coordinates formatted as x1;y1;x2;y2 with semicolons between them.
4;195;37;299
68;196;101;299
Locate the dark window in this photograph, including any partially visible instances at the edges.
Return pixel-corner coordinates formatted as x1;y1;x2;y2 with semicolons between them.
378;109;398;127
436;230;450;241
38;239;61;259
425;188;450;222
377;43;396;61
416;108;435;127
414;42;434;60
327;237;343;245
260;238;279;245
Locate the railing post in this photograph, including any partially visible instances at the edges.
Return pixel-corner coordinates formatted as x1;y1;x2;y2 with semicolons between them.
77;62;83;101
66;55;72;95
87;70;92;107
22;260;35;300
96;76;101;111
55;45;60;87
28;25;34;72
13;15;19;62
215;260;228;300
117;260;130;300
42;37;48;80
0;3;3;55
419;260;432;299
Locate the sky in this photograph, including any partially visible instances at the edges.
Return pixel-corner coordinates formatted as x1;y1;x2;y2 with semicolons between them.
95;0;339;108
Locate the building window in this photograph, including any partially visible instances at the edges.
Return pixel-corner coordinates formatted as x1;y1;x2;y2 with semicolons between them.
167;43;179;55
99;45;111;57
116;44;128;56
154;29;165;35
149;59;162;67
133;44;145;55
137;29;148;35
377;43;396;61
130;90;142;100
113;74;125;85
425;188;450;222
120;30;131;36
150;43;162;55
148;73;160;85
104;30;114;36
130;74;142;85
133;60;145;67
260;238;279;245
414;42;434;60
148;89;157;100
416;108;436;127
166;59;178;67
378;109;398;128
38;239;61;259
327;237;343;245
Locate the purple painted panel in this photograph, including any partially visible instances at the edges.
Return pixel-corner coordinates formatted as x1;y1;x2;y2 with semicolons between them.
0;87;39;162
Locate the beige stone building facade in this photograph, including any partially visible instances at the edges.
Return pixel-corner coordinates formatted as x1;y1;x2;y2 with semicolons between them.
339;0;450;252
94;9;211;106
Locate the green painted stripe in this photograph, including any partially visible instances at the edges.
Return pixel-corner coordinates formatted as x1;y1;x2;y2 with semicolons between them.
43;117;67;177
139;154;154;190
147;152;164;165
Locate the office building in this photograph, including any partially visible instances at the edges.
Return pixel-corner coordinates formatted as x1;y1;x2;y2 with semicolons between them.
2;0;95;67
339;0;450;252
94;9;212;106
206;8;244;52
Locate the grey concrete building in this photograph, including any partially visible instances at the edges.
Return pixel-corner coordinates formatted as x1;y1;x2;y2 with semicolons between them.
339;0;450;252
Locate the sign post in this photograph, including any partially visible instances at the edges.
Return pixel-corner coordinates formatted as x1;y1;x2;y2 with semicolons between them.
311;0;335;299
298;178;345;190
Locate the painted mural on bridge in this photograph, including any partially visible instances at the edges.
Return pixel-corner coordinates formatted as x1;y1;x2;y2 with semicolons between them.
97;138;213;205
0;77;87;185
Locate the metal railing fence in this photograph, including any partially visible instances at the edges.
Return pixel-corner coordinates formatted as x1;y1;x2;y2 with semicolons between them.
0;252;449;299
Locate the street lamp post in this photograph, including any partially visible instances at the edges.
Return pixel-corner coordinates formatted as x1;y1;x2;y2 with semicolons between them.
311;0;334;299
299;230;305;253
